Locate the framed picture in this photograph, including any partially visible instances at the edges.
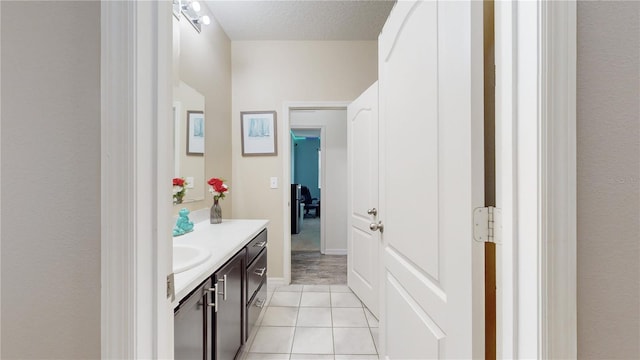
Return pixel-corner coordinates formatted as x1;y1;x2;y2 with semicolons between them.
241;111;278;156
187;110;205;155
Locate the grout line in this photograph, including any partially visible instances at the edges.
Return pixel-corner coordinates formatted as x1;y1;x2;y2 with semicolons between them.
289;300;300;356
330;290;336;356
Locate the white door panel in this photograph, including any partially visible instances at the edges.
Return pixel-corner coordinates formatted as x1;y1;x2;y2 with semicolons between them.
348;82;380;317
386;272;443;358
379;1;485;358
352;228;375;286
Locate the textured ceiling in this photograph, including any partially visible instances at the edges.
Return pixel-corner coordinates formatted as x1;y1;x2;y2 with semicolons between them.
204;0;396;40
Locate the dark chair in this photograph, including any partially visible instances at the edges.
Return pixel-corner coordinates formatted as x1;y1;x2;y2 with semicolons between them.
301;185;320;218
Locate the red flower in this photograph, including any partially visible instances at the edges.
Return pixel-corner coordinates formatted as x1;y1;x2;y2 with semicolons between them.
173;178;185;187
207;177;229;200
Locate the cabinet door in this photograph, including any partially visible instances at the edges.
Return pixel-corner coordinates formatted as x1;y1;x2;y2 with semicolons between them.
174;279;212;360
214;250;245;359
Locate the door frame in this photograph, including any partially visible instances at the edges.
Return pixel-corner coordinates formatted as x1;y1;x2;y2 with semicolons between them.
101;1;174;358
97;0;577;356
495;1;576;358
281;101;350;285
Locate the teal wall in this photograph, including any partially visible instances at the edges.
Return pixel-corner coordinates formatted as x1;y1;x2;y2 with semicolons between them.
294;138;320;199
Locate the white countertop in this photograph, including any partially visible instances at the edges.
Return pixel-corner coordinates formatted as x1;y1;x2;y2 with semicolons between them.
172;218;269;306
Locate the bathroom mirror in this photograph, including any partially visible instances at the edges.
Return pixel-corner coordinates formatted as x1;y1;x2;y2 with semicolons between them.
173;81;206;203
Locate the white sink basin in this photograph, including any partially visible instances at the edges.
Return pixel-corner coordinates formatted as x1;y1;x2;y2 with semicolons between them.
173;244;211;274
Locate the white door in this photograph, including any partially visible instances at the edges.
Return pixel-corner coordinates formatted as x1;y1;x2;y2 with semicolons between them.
378;1;485;358
347;82;380;317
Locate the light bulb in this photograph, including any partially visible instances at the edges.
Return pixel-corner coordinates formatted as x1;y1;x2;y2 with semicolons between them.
191;1;201;12
201;15;211;25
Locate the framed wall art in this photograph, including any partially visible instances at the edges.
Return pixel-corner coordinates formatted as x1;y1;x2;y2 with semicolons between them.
187;110;205;155
240;111;277;156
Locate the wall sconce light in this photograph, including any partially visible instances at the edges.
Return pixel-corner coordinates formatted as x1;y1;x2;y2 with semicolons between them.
185;1;201;13
196;15;211;26
174;0;211;33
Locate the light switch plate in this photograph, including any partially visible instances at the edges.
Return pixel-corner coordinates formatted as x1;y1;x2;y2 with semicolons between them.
186;177;194;188
270;177;278;189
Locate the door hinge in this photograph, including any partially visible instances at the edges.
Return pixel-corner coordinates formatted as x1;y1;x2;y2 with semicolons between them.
167;273;175;302
473;206;501;244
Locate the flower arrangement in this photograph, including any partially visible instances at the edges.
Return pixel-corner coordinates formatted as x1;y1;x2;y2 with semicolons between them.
207;177;229;202
173;177;188;204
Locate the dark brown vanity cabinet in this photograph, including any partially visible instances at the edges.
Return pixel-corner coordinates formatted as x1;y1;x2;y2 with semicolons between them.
173;251;245;360
174;279;213;360
245;229;268;341
174;229;268;360
213;249;245;360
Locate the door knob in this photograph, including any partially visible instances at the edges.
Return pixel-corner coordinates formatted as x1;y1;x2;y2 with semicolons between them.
367;208;378;216
369;221;384;232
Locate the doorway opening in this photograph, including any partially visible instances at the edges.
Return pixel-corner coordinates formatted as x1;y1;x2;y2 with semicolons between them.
290;128;322;253
283;106;349;285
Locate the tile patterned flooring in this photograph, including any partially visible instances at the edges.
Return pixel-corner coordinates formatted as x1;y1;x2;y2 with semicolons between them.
291;252;347;285
242;284;379;360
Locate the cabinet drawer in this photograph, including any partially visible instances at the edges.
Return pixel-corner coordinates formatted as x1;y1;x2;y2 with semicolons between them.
246;281;267;341
246;229;267;265
246;249;267;302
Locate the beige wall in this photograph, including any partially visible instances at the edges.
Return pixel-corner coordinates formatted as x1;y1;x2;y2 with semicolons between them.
231;41;377;278
174;9;232;215
577;1;640;358
1;1;101;358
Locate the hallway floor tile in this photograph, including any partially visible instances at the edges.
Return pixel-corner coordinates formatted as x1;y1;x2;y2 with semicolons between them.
242;284;378;360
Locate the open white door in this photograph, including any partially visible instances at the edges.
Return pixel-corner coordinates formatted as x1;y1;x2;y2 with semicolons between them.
347;82;380;317
377;1;485;358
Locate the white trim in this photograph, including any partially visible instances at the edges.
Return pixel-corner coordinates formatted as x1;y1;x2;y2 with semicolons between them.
267;277;286;287
539;1;577;358
155;2;175;358
495;1;576;358
0;2;3;354
101;1;173;358
495;1;517;357
323;249;348;256
282;101;350;285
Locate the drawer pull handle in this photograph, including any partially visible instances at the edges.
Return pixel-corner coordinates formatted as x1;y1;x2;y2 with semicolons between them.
254;241;267;248
218;274;227;300
253;267;266;277
206;283;219;312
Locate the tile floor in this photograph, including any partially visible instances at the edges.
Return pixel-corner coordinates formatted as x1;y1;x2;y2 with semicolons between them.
242;284;379;360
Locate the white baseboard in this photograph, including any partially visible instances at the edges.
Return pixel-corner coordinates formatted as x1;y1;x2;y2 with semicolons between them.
323;249;347;256
267;277;286;286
